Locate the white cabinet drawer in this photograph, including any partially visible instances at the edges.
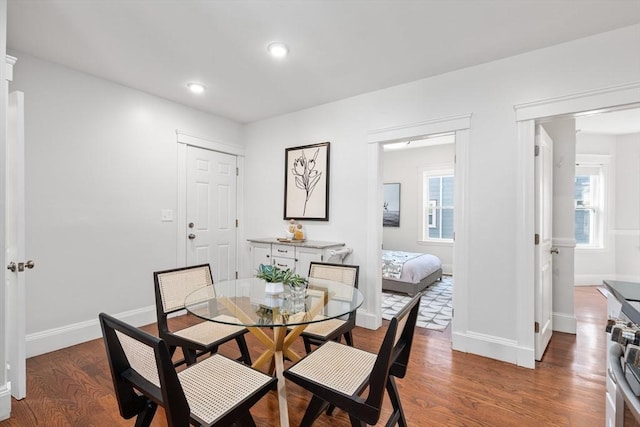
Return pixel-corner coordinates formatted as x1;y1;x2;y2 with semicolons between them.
272;244;295;258
272;257;296;271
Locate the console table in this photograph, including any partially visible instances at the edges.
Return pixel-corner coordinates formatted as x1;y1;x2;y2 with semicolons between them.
247;238;346;277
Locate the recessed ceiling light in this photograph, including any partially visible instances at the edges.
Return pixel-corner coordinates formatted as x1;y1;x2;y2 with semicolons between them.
187;82;205;94
267;42;289;58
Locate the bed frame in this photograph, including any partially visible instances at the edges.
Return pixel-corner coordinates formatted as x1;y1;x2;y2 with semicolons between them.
382;268;443;296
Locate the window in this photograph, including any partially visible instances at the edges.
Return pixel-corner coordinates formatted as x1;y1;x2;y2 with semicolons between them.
574;161;605;248
422;171;454;241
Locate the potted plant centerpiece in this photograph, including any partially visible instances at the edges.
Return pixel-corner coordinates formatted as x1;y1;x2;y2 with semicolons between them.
256;264;308;293
256;264;286;294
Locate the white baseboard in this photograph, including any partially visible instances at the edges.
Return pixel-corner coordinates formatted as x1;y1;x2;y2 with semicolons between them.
574;274;640;286
0;385;11;421
26;305;157;358
574;274;612;286
553;312;577;334
441;263;453;275
452;331;535;369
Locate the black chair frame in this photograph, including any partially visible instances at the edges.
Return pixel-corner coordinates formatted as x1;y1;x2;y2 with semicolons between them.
153;264;251;366
284;292;422;426
99;312;275;427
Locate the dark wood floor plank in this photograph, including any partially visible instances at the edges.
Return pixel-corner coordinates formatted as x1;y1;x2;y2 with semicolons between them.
0;286;607;426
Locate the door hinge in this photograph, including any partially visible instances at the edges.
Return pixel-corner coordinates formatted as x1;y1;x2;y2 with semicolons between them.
534;321;540;333
235;271;238;279
534;233;540;245
236;167;239;176
535;145;540;157
236;219;239;228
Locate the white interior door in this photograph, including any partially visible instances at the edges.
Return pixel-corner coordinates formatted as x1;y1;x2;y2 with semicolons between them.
186;146;237;282
535;125;553;361
6;91;26;399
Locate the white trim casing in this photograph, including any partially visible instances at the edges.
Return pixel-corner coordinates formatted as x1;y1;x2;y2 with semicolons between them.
0;49;15;421
514;82;640;122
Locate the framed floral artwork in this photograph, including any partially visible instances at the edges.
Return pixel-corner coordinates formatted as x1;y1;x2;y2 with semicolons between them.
284;142;330;221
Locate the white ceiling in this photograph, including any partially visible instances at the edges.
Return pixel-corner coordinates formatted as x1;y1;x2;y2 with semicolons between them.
7;1;640;124
576;107;640;135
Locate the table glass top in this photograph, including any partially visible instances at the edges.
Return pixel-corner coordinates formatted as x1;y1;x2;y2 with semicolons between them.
184;277;364;327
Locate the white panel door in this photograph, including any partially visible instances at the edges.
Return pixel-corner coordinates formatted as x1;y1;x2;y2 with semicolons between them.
6;91;27;399
186;146;237;282
535;125;553;361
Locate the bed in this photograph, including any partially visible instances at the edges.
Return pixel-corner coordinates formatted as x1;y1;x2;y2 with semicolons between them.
381;250;442;296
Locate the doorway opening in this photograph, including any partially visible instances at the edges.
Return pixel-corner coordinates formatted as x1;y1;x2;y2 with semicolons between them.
380;133;456;331
366;113;471;338
514;82;640;368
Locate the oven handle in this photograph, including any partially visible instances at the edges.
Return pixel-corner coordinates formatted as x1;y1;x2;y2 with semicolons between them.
610;344;640;422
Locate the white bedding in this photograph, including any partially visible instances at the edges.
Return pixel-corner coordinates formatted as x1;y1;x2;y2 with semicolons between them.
382;250;441;284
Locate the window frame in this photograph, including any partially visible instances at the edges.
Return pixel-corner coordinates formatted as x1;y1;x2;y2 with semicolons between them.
419;165;454;243
574;154;610;252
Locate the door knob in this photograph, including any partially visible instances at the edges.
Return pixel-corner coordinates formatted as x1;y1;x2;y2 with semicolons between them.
25;260;35;269
188;233;196;240
550;247;559;255
7;262;16;272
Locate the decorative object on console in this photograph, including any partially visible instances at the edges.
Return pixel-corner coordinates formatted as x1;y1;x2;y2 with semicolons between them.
284;142;330;221
281;219;305;242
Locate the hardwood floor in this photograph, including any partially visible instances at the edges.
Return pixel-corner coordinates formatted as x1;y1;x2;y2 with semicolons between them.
1;286;606;426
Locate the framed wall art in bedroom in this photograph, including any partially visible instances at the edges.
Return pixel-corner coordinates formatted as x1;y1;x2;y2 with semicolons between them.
383;182;400;227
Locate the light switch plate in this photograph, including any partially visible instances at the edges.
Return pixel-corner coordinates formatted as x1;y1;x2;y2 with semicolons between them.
161;209;173;222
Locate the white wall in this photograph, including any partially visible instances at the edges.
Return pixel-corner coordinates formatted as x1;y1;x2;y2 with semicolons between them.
542;119;576;334
574;133;617;283
243;24;640;365
615;132;640;281
574;132;640;284
9;51;243;356
382;144;455;273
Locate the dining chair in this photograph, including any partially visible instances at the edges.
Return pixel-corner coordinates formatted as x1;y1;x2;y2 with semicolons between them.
99;312;275;427
300;262;360;353
283;292;422;426
153;264;251;366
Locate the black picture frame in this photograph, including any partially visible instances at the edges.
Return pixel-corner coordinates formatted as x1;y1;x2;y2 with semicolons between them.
284;142;330;221
383;183;400;227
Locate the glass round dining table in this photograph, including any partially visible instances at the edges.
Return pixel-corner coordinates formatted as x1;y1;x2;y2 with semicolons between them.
184;276;364;427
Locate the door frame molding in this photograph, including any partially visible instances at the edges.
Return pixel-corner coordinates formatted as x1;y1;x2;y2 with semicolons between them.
366;113;471;332
175;131;245;268
514;81;640;368
1;52;16;420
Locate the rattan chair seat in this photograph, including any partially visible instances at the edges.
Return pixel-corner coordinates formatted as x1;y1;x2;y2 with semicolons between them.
301;315;347;339
173;314;246;346
178;353;273;424
287;340;376;395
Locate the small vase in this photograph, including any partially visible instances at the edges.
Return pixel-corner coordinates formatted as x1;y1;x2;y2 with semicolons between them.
290;286;307;313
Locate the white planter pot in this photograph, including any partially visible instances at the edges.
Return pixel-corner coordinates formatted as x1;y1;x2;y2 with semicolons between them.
265;281;284;294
